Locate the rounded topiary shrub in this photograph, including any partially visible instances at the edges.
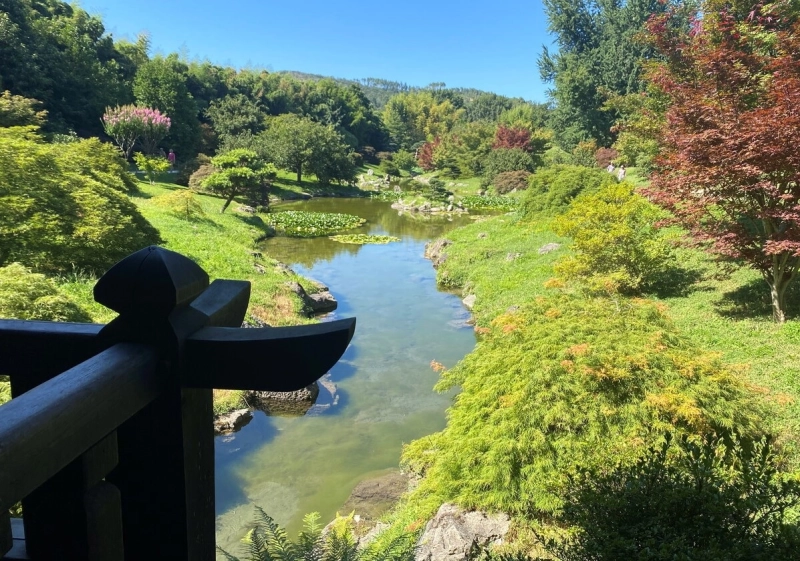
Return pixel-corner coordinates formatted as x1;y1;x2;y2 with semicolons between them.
188;162;216;192
176;154;211;186
493;170;531;194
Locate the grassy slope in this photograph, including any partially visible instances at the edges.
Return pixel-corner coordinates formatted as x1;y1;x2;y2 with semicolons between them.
372;209;800;552
435;212;800;449
58;179;319;414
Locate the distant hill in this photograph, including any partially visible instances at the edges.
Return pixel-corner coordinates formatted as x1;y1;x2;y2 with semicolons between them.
276;71;528;109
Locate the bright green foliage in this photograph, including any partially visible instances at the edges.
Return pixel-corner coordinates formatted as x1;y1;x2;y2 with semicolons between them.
539;0;678;148
382;91;464;150
219;507;414;561
0;1;136;136
551;433;800;560
521;164;616;217
134;55;201;158
0;91;48;128
203;149;275;213
460;195;518;210
0;263;90;322
0;127;161;272
401;293;762;518
481;148;539;188
262;114;356;184
498;103;552;132
155;189;206;221
264;211;366;237
433;121;496;177
133;153;170;184
379;158;400;177
392;149;416;172
206;94;266;141
552;183;671;293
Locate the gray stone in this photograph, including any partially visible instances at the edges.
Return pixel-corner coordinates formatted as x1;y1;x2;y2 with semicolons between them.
214;409;253;435
462;294;477;310
308;291;338;314
505;252;522;261
477;233;487;239
248;382;319;416
538;243;562;255
424;239;452;269
415;504;511;561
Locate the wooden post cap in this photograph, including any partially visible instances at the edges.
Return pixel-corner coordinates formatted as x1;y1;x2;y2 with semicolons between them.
94;246;209;318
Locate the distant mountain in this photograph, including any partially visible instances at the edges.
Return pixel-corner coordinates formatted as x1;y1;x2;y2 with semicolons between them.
276;71;527;109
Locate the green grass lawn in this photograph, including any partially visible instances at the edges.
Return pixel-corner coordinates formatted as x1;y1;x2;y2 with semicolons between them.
57;178;322;414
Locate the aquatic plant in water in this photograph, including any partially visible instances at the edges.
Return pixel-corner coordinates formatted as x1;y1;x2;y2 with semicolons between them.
263;211;366;237
329;234;400;245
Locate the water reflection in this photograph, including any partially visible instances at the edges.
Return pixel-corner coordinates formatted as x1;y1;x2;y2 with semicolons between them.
214;198;476;554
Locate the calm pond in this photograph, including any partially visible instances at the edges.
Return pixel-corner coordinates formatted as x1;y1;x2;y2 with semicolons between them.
214;198;478;552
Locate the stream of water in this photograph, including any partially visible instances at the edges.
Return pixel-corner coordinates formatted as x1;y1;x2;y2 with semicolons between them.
214;199;477;553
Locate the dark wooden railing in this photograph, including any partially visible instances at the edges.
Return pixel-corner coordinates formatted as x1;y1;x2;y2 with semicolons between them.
0;246;356;561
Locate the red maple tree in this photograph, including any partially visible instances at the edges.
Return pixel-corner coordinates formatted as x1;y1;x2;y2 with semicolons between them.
417;138;440;171
492;126;532;152
646;5;800;321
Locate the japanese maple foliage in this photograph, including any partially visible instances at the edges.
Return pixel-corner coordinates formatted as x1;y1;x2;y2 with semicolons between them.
492;125;532;152
646;4;800;321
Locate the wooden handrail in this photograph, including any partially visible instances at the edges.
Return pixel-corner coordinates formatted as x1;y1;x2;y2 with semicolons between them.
0;343;160;512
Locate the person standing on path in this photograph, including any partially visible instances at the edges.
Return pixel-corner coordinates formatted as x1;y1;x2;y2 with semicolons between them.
168;149;176;171
617;165;626;181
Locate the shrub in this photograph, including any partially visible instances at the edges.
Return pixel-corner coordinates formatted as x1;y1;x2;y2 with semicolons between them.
549;433;800;561
393;149;416;171
521;164;616;217
155;189;206;221
493;170;531;194
0;128;162;273
379;158;400;177
481;148;537;188
176;154;211;186
552;182;671;294
133;152;170;184
570;140;598;168
359;145;377;164
0;263;90;322
189;162;217;191
376;151;393;162
401;294;762;519
460;195;518;210
594;147;618;169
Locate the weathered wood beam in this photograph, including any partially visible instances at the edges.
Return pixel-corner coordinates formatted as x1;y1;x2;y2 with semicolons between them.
0;321;102;384
183;318;356;391
0;344;160;512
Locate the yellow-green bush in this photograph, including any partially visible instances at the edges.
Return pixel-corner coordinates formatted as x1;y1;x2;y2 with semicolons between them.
552;182;671;293
401;293;762;518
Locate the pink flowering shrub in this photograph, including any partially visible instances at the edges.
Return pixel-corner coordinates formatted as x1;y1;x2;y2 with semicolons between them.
102;105;171;158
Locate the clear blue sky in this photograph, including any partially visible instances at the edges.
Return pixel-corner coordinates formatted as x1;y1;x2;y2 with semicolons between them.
86;0;555;102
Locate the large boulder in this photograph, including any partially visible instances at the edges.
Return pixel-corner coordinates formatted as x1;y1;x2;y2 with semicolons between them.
415;504;511;561
248;383;319;416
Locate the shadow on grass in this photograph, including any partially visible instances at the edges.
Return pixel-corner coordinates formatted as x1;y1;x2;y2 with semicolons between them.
715;277;800;320
648;265;706;298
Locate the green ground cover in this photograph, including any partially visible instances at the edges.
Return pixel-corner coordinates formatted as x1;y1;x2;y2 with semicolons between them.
372;208;800;557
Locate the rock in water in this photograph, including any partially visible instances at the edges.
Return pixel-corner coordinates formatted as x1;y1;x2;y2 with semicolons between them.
213;409;253;435
462;294;477;310
415;504;511;561
425;239;452;268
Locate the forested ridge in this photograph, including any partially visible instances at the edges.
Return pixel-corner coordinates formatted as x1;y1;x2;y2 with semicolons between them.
4;0;800;559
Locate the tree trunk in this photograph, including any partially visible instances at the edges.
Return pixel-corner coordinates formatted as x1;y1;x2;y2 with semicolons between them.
296;166;302;184
220;190;236;213
767;259;794;323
